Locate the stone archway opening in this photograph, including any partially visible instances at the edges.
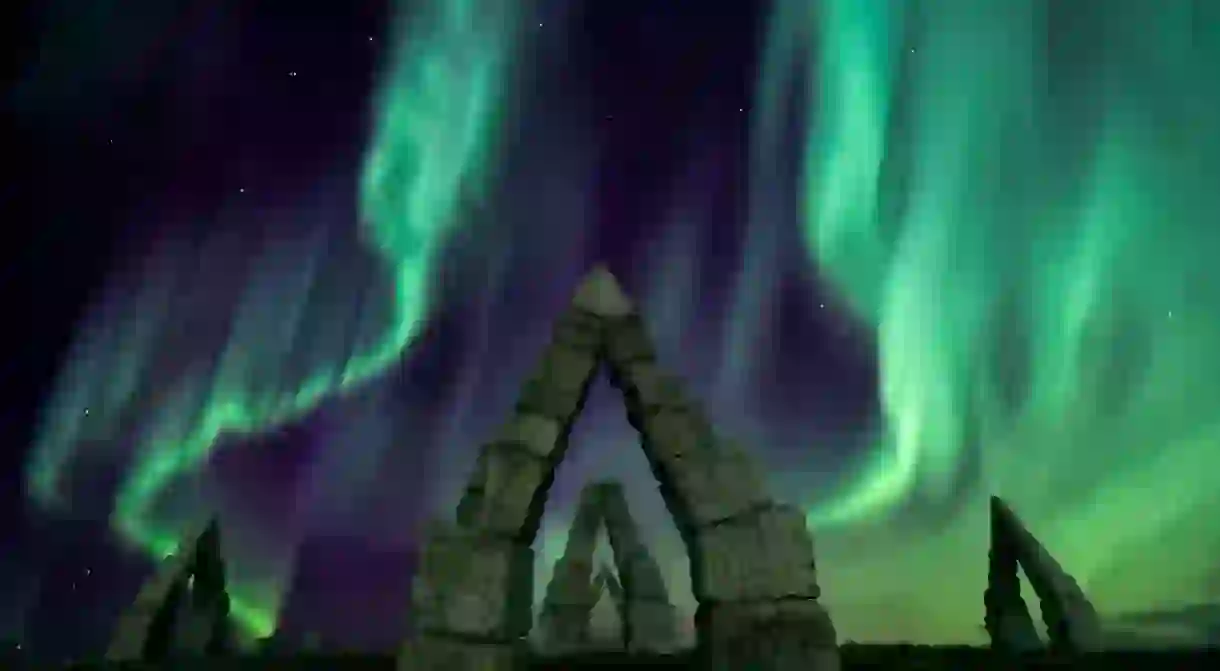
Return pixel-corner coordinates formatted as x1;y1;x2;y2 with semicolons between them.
535;477;683;656
401;268;840;671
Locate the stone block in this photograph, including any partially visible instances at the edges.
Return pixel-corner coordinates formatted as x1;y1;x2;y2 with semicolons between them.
665;439;771;528
462;444;550;538
622;600;678;653
536;603;594;654
491;413;564;461
604;315;656;367
570;266;635;318
399;635;520;671
610;361;687;415
617;557;670;602
411;523;534;641
697;599;839;671
692;505;820;603
542;559;599;607
551;308;604;353
515;344;600;422
638;409;710;466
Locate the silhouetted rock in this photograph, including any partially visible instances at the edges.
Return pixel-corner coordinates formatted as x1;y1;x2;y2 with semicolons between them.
986;497;1102;653
984;497;1043;653
105;516;235;662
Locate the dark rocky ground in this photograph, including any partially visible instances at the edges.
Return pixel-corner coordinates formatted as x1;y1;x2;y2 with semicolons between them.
4;645;1217;669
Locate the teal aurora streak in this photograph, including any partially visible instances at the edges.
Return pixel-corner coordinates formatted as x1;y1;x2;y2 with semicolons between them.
758;0;1220;643
28;0;526;638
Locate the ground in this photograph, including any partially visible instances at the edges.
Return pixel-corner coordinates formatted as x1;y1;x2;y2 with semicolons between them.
8;645;1217;669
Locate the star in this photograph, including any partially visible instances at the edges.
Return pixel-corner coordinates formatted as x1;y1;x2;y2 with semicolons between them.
368;36;373;42
1168;310;1174;318
239;188;245;193
289;71;297;77
819;303;825;309
84;408;90;415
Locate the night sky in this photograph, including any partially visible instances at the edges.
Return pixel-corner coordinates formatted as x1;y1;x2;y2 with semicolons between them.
5;0;1220;661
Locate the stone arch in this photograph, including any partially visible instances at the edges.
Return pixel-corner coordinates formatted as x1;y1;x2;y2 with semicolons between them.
401;268;839;671
536;480;678;655
985;496;1101;653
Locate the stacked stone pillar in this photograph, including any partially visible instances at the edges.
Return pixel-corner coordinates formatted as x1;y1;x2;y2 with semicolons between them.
595;481;679;653
107;517;234;662
535;485;606;654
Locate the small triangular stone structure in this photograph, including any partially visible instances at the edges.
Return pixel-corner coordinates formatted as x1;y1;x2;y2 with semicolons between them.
985;496;1102;653
106;517;235;661
536;480;677;655
596;562;624;607
400;267;839;671
588;563;625;650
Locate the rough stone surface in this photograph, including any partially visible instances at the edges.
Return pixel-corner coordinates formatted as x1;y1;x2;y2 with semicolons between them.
411;522;534;641
693;504;821;603
399;635;520;671
542;559;600;607
491;413;564;461
515;344;600;424
609;361;688;415
536;603;595;655
457;444;550;539
990;496;1102;653
569;265;634;318
550;308;603;353
668;438;771;527
697;599;839;671
603;315;656;367
622;600;679;654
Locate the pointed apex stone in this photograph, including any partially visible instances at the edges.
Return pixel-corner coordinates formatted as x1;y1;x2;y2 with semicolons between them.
571;266;634;318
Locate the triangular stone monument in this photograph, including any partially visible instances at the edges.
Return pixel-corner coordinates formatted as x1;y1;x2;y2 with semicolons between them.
537;480;677;655
107;517;235;661
985;496;1102;653
588;563;625;649
400;267;838;671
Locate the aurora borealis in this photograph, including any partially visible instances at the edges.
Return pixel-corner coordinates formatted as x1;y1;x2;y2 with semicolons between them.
12;0;1220;652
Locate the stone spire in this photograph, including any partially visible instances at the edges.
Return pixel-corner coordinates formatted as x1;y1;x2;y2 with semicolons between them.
984;499;1043;652
106;517;235;662
986;497;1102;653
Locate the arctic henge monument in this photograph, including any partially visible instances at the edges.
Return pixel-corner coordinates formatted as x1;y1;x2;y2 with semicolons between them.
536;480;678;655
400;267;839;670
984;496;1102;653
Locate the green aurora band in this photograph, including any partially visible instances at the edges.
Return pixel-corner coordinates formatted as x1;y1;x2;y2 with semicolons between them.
761;0;1220;642
27;0;526;638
